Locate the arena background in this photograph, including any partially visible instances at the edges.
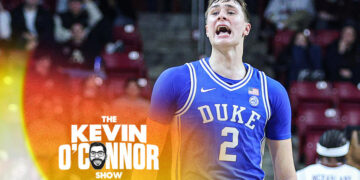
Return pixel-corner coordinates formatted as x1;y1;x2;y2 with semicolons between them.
0;0;359;179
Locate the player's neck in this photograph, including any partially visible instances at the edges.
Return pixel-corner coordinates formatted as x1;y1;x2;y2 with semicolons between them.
209;46;246;80
319;158;344;167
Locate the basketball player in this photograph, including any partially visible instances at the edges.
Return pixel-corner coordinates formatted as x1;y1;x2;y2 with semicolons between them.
132;0;296;179
296;130;359;179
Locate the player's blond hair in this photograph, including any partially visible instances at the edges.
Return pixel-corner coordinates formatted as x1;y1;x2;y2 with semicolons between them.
205;0;250;22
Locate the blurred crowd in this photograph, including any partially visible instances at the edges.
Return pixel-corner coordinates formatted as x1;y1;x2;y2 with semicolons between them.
0;0;137;66
0;0;150;132
259;0;360;172
260;0;360;87
0;0;358;107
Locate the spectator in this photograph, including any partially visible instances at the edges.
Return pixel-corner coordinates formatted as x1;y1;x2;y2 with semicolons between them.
56;0;68;13
70;74;108;123
27;50;64;96
60;23;102;68
314;0;360;30
339;0;360;30
313;0;342;30
25;51;67;123
10;0;54;50
54;0;102;43
112;78;150;124
264;0;315;31
296;130;359;179
277;30;324;87
112;0;137;25
0;2;11;41
0;2;11;51
94;0;137;25
324;25;360;84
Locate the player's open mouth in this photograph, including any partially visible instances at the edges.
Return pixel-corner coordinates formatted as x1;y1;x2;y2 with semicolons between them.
216;25;231;36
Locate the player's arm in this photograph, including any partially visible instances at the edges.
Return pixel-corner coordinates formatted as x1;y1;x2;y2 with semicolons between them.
267;138;297;180
349;131;360;163
265;77;296;179
131;118;170;180
131;66;188;180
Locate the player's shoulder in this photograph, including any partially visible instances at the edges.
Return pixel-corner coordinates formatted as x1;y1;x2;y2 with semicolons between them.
161;63;189;75
341;164;360;173
304;163;322;170
157;63;190;82
252;67;288;98
158;59;202;81
155;61;201;91
297;164;322;173
265;74;287;95
254;69;290;111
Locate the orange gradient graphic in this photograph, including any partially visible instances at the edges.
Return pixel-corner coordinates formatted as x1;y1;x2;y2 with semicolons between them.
0;51;42;179
0;50;178;179
19;51;179;179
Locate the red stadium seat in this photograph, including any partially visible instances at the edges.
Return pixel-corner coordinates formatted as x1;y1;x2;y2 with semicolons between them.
296;106;342;156
106;77;127;99
294;102;332;123
272;30;339;57
290;81;335;112
67;76;84;95
106;76;152;100
297;107;342;135
113;25;143;51
341;108;360;127
1;0;22;10
140;79;153;100
290;81;334;102
334;82;360;102
102;51;145;74
304;132;322;165
312;30;339;49
272;30;295;57
333;82;360;112
296;106;342;163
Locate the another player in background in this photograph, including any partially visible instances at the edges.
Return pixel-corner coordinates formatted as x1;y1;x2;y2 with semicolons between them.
296;130;360;179
347;129;360;170
132;0;296;179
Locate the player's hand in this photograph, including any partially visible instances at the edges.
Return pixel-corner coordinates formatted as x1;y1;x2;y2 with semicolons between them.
349;131;360;165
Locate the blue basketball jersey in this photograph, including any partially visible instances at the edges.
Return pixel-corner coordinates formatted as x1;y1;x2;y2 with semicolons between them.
150;58;292;180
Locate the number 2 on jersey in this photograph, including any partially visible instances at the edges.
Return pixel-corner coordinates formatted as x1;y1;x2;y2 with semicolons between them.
219;127;239;162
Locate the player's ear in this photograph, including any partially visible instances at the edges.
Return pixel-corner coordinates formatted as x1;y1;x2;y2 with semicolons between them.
205;24;209;38
243;23;251;37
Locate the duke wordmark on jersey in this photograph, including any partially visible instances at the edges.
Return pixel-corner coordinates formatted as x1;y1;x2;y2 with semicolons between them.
198;104;261;130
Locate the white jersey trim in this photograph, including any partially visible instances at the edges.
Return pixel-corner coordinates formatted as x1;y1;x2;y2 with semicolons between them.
259;71;270;171
259;71;271;121
264;72;272;119
199;59;253;91
170;116;182;180
175;63;197;116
